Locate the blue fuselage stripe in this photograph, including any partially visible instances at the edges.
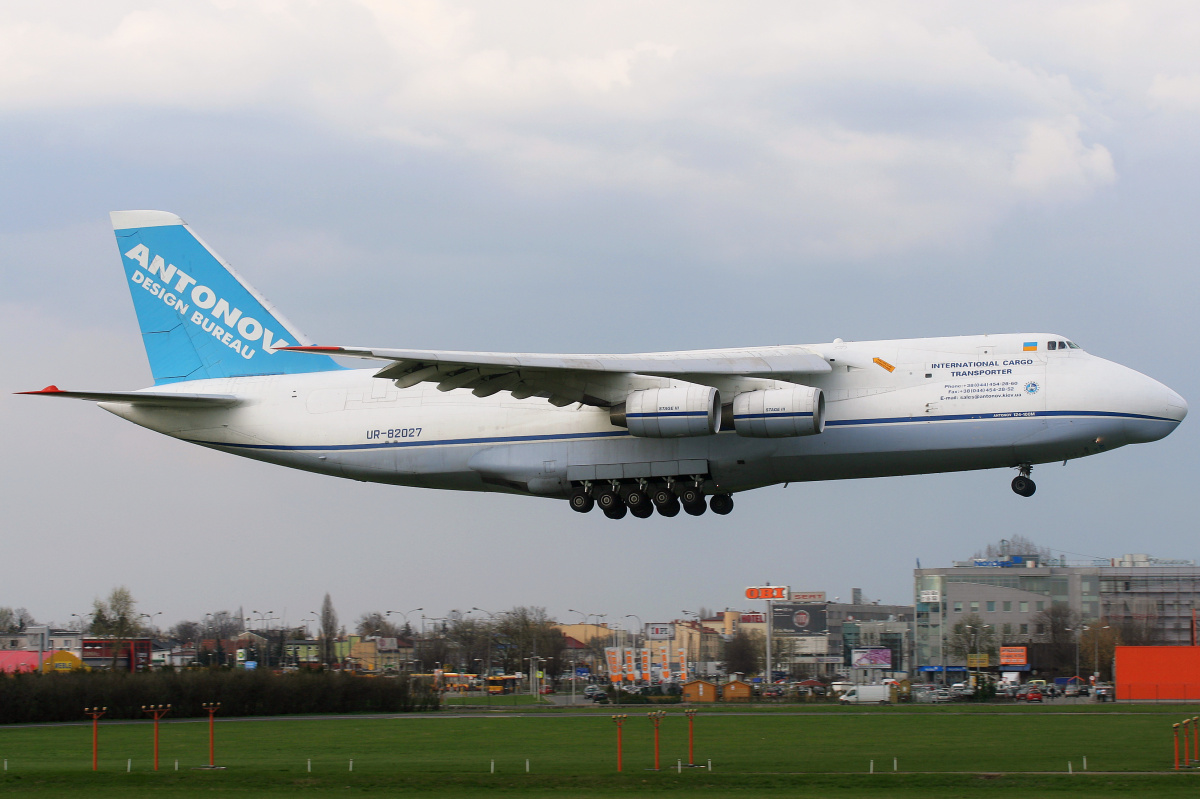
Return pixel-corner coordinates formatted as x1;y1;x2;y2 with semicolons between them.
734;412;814;420
186;409;1177;453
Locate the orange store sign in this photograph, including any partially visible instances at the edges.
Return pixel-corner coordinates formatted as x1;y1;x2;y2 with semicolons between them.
999;646;1027;665
745;586;789;600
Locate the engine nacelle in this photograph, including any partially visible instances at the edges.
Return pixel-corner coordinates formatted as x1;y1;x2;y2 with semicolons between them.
610;386;721;438
732;387;825;437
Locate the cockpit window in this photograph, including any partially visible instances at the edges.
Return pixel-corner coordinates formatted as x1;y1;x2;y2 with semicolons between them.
1047;341;1057;350
1058;340;1068;349
1067;341;1080;349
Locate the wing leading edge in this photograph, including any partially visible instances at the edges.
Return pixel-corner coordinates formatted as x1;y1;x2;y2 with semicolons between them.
281;345;833;407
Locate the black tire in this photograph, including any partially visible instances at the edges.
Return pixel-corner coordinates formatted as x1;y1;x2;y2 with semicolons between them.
1011;476;1036;497
656;498;680;517
652;487;675;507
625;489;650;510
679;486;703;505
629;503;653;519
569;490;594;513
709;493;734;515
683;497;707;516
596;490;621;511
603;503;628;520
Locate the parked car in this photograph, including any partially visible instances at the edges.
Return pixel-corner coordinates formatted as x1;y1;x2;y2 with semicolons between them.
932;689;953;703
590;691;608;703
1025;688;1043;702
583;685;600;697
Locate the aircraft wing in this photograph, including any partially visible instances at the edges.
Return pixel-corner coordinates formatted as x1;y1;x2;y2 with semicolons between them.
281;345;832;406
16;386;240;407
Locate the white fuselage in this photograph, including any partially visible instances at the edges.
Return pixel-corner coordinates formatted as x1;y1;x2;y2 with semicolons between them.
100;334;1186;499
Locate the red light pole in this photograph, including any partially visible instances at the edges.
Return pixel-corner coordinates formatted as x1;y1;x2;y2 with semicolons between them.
1183;719;1191;768
202;703;221;767
84;707;106;771
1193;716;1199;762
1174;723;1181;770
684;709;697;766
647;710;666;771
611;714;626;772
142;704;171;771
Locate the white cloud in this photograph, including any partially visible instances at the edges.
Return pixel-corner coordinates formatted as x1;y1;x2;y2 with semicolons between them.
1149;73;1200;111
0;1;1172;260
1011;116;1115;201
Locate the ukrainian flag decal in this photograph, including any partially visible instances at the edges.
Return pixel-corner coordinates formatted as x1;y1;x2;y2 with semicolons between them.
1023;342;1038;351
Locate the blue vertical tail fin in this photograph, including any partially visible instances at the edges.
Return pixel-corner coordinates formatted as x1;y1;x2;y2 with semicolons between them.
111;210;343;384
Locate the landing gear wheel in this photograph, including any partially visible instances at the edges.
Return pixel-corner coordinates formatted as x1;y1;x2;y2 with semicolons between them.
1011;476;1036;497
629;503;654;519
683;497;708;516
709;494;734;515
651;487;675;508
569;489;594;513
603;503;628;519
679;486;703;506
656;498;680;517
624;489;651;512
596;490;622;512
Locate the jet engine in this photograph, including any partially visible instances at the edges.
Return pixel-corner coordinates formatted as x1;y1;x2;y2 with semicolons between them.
732;387;824;437
610;386;721;438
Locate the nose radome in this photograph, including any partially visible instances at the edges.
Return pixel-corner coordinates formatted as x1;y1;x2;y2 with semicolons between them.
1165;386;1188;423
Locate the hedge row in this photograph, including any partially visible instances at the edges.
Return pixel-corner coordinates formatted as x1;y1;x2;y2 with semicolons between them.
0;669;440;724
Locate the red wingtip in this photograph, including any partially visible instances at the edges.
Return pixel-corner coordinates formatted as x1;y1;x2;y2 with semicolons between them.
279;346;344;353
16;385;61;395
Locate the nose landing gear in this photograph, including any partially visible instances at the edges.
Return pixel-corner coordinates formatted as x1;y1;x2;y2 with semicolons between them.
1011;464;1036;497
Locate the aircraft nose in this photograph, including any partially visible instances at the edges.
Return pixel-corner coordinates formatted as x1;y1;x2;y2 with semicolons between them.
1124;371;1186;443
1164;386;1188;423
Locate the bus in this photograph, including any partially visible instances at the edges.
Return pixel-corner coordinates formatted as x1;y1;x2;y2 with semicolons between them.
486;675;521;695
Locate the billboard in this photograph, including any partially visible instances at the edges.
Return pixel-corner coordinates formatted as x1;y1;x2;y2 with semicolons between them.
645;623;675;640
919;590;942;603
745;585;789;600
771;603;828;635
967;654;990;668
851;648;892;668
790;591;826;602
999;646;1027;666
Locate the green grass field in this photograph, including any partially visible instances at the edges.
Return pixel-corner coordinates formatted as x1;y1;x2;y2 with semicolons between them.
2;705;1199;797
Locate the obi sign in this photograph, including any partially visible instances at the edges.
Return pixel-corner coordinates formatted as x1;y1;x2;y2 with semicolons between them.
745;585;789;600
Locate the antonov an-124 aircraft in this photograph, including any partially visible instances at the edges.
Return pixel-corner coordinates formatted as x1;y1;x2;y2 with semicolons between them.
22;211;1188;519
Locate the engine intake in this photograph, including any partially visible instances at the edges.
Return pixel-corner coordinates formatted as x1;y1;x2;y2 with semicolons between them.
610;386;721;438
732;387;824;437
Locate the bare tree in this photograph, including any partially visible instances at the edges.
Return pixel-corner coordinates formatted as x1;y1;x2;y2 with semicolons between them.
355;612;402;638
169;620;201;643
1030;602;1078;675
972;535;1053;562
724;629;763;676
1080;622;1122;680
495;607;567;677
319;593;338;666
0;607;35;633
947;614;998;661
90;587;140;670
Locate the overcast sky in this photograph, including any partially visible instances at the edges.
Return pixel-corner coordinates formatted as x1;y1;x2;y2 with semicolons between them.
2;1;1196;635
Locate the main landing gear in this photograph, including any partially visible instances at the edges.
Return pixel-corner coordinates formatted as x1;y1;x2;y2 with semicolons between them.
569;480;735;519
1011;464;1036;498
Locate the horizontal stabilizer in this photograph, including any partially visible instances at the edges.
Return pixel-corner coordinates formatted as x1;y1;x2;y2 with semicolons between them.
16;385;240;407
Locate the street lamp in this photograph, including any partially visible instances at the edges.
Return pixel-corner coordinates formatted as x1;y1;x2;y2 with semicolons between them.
625;615;644;685
1090;624;1111;683
387;607;423;629
964;624;990;688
